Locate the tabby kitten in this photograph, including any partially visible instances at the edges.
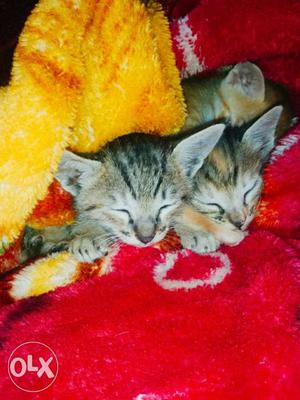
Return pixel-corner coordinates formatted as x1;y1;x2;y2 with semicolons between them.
23;125;225;263
24;63;290;260
175;106;283;253
182;62;291;136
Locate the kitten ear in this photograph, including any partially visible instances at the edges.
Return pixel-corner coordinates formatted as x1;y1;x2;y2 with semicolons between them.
241;106;283;160
55;150;101;195
172;124;225;178
225;62;265;101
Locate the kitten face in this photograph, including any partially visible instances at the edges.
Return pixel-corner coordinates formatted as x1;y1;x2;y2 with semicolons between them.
190;106;283;232
56;125;224;248
191;164;263;231
77;164;183;247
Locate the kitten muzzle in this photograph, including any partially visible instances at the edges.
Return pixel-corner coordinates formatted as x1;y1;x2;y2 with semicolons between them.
133;219;157;245
228;210;247;230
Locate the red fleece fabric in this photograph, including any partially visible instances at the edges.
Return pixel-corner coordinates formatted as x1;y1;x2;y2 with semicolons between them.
169;0;300;77
0;231;300;399
1;1;300;398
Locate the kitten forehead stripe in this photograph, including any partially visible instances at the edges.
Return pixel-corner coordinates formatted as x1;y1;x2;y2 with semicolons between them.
153;175;163;197
119;165;137;199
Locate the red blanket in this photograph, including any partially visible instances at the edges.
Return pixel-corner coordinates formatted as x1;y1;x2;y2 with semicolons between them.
1;0;300;398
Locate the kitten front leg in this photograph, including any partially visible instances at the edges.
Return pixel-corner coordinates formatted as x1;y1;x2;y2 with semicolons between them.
177;206;247;249
68;222;116;263
22;224;115;264
22;225;71;262
69;235;112;263
175;224;220;254
214;225;247;246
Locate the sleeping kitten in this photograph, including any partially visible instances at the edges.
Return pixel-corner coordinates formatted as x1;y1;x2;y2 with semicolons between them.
23;64;290;261
175;106;283;253
23;125;225;263
182;62;292;136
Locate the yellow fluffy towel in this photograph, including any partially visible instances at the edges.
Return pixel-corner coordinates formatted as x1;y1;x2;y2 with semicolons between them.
0;0;185;246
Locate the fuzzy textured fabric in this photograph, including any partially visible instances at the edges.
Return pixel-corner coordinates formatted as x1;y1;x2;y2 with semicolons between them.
169;0;300;77
0;0;185;245
1;124;300;302
0;196;300;398
0;0;300;398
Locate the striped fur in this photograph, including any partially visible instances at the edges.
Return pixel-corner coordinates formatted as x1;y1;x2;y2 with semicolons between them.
22;126;225;263
176;106;283;253
23;134;184;262
175;62;293;254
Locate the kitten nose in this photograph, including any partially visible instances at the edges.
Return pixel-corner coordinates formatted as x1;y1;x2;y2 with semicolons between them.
136;233;155;244
229;212;245;230
134;220;156;244
232;220;244;229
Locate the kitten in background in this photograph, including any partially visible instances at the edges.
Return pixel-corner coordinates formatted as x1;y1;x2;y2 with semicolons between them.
23;125;225;263
182;62;293;137
175;106;283;254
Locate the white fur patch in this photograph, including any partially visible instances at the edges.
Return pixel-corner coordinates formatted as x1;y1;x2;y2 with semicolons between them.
270;132;300;163
175;16;205;78
153;250;231;291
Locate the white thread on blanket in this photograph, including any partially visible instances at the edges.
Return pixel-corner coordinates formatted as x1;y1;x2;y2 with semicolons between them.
134;392;187;400
270;132;300;163
175;16;205;78
153;250;231;291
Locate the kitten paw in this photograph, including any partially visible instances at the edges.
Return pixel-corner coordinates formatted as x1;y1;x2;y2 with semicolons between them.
22;228;44;259
219;229;247;246
69;237;109;263
225;231;248;246
181;231;220;254
22;227;68;262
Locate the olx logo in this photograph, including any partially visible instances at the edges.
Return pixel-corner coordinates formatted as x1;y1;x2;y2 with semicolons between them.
8;342;58;392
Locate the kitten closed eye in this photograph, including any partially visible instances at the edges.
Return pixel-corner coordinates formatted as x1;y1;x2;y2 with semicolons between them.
156;203;177;220
202;202;225;214
111;209;134;224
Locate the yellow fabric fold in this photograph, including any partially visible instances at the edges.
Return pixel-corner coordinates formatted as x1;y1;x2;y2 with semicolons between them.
0;0;185;245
